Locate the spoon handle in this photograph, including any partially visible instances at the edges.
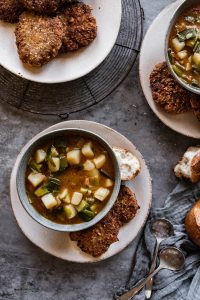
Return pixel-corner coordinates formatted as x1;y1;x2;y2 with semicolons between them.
117;268;161;300
145;241;160;299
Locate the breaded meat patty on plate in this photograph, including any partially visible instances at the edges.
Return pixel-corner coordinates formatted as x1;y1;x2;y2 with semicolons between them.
59;2;97;52
15;12;64;67
21;0;68;13
0;0;24;23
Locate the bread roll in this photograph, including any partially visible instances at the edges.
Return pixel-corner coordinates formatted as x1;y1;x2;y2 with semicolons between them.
174;146;200;183
185;199;200;247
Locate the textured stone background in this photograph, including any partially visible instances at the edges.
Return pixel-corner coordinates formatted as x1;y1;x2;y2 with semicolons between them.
0;1;197;299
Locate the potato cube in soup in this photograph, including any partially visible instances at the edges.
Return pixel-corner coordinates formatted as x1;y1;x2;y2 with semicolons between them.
51;146;59;157
62;194;71;204
89;176;99;186
83;160;95;171
67;149;81;165
93;154;106;169
177;50;188;59
104;178;114;188
64;204;77;219
58;188;68;200
48;157;60;172
172;37;185;52
94;187;110;201
192;53;200;68
87;168;99;177
41;193;57;209
71;192;83;205
82;142;94;158
56;196;61;207
28;172;46;187
35;149;46;164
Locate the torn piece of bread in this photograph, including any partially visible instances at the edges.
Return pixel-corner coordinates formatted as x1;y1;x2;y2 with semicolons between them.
174;146;200;183
113;147;141;181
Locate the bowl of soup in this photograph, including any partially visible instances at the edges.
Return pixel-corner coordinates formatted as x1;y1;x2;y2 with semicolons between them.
166;0;200;94
16;129;121;232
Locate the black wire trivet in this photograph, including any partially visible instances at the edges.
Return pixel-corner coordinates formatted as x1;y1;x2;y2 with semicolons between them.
0;0;144;119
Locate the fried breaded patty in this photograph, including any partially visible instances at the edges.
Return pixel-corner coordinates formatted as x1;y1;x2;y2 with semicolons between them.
21;0;67;13
0;0;24;23
15;12;64;67
70;186;139;257
191;97;200;122
70;212;121;257
59;2;97;52
113;185;140;223
150;62;195;114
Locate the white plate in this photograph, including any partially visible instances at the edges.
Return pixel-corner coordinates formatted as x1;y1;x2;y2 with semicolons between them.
10;120;152;263
139;0;200;139
0;0;121;83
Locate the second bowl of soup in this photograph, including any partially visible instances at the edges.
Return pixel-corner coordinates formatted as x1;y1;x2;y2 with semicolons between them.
166;0;200;94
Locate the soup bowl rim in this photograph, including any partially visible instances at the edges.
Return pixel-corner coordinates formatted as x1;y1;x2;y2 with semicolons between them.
16;128;121;232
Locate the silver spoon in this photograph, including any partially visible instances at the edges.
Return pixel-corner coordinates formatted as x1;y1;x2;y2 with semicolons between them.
145;218;174;299
117;247;185;300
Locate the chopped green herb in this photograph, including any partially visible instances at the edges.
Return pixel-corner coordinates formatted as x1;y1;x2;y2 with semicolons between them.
46;177;60;192
34;186;49;197
60;156;68;171
78;209;95;221
177;28;197;42
28;160;42;172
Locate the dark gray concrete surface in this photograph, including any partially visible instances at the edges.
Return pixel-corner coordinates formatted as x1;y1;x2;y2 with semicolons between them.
0;1;198;299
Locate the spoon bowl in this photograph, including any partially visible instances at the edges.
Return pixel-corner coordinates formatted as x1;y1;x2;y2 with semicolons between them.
159;247;185;271
145;219;174;299
151;218;174;241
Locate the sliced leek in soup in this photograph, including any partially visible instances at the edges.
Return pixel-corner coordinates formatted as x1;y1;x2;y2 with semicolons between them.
168;5;200;88
25;135;115;224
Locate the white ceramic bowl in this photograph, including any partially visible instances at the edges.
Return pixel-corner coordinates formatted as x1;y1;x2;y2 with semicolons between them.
0;0;122;83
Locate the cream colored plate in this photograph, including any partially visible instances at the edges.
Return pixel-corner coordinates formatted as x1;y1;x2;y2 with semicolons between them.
139;0;200;139
0;0;121;83
10;121;152;263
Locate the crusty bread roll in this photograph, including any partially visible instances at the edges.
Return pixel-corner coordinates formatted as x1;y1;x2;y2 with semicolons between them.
174;146;200;183
185;199;200;247
113;147;141;181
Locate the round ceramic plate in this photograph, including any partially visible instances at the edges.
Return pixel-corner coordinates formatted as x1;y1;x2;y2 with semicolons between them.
10;120;152;263
139;0;200;139
0;0;121;84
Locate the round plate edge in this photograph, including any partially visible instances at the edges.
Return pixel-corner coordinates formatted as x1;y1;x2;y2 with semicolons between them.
10;120;152;263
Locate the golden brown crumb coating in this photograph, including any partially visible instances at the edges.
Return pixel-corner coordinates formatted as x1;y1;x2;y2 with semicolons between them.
70;211;121;257
190;97;200;122
70;186;140;257
21;0;68;13
15;12;64;67
113;185;140;223
0;0;24;23
59;2;97;52
150;62;195;114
